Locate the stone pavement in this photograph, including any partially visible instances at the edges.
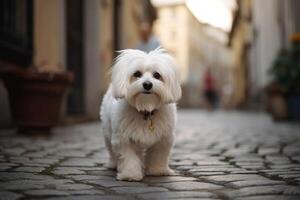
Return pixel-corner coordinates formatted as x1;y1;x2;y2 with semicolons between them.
1;110;300;200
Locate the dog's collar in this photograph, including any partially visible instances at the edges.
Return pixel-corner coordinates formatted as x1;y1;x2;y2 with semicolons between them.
138;110;157;132
140;110;156;120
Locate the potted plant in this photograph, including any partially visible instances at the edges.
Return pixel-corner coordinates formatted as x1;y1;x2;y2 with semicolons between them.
266;49;290;120
286;33;300;120
267;33;300;120
0;62;74;133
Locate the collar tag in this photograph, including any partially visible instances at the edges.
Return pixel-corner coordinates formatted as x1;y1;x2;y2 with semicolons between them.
148;118;154;132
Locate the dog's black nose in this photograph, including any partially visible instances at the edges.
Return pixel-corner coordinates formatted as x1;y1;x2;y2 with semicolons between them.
143;81;153;91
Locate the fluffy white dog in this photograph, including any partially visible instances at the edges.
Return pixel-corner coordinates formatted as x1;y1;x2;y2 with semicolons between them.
100;48;181;181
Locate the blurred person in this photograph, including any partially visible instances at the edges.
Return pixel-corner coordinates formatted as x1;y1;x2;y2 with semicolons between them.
137;22;161;53
203;68;218;109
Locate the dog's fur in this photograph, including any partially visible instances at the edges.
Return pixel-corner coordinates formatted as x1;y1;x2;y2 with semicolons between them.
100;48;181;181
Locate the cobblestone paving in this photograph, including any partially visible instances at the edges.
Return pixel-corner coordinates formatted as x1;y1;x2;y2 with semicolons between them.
1;110;300;200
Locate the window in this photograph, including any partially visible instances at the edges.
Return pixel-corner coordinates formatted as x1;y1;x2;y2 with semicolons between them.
0;0;33;66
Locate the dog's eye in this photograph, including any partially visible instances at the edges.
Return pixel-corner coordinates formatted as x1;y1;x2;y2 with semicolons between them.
153;72;161;79
133;71;142;78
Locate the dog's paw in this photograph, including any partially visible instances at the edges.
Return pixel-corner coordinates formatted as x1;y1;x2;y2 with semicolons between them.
146;167;176;176
116;171;143;181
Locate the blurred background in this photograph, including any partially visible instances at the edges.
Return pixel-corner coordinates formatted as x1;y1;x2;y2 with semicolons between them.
0;0;300;130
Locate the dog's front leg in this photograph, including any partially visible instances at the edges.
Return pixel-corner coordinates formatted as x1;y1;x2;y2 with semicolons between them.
115;143;144;181
145;134;175;176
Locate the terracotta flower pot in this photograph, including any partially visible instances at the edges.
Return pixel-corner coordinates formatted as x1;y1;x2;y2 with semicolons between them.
265;83;288;120
0;65;74;133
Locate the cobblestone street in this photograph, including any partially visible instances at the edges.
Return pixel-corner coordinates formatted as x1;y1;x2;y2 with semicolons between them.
1;110;300;200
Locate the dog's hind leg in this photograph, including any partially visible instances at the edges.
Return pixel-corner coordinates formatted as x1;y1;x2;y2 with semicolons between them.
104;136;117;169
102;120;117;169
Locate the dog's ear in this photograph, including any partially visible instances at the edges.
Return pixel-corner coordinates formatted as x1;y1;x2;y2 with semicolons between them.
111;60;127;99
111;80;126;99
168;73;182;103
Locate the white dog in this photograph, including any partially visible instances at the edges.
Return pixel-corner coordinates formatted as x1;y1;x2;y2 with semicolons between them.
100;48;181;181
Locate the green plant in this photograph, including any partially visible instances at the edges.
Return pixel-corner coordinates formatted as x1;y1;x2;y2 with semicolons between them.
269;34;300;94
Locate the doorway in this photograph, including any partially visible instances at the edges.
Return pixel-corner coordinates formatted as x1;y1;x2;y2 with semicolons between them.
66;0;85;114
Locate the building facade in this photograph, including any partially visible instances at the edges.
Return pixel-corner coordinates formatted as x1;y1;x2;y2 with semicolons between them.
228;0;252;108
249;0;300;103
0;0;154;127
153;1;233;107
